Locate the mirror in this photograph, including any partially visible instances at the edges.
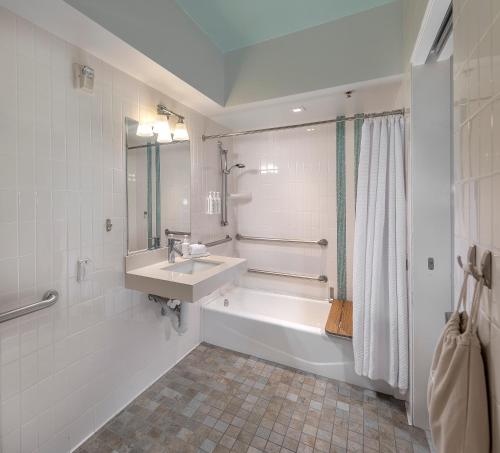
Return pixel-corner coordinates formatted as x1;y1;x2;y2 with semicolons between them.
125;118;190;254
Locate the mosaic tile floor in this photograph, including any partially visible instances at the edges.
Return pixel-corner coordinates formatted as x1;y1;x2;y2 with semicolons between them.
77;344;430;453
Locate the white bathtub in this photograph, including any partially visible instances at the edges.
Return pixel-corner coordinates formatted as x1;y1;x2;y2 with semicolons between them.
202;286;393;393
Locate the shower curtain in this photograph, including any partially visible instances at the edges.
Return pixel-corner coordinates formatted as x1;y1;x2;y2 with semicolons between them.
353;115;408;390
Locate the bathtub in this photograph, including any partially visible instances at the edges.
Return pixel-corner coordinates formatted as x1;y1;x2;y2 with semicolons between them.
202;286;393;393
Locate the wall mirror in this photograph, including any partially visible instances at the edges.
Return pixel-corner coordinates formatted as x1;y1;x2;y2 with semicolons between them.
125;117;190;254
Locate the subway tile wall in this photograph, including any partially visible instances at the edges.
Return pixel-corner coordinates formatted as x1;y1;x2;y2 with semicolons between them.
232;124;357;301
0;7;231;452
453;0;500;450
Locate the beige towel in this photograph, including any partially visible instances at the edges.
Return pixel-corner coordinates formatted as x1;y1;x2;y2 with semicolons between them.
427;273;490;453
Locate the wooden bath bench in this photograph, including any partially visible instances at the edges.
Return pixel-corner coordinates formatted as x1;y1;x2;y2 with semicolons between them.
325;300;353;339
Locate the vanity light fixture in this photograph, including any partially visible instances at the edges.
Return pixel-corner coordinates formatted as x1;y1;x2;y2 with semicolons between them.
291;106;305;113
136;105;190;141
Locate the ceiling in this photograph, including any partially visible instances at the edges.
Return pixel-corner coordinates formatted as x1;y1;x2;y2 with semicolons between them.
175;0;398;52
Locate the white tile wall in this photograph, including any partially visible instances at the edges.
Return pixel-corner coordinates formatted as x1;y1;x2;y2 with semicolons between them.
233;124;356;300
454;0;500;450
0;7;230;452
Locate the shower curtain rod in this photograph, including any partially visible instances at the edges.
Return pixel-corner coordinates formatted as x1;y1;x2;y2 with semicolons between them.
202;108;405;141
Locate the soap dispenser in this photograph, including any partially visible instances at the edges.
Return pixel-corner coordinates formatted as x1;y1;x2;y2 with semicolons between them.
181;235;190;256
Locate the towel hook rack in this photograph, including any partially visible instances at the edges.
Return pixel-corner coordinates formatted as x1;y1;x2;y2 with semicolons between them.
457;245;492;289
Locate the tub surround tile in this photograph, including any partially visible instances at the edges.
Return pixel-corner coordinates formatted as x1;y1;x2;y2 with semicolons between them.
76;344;429;453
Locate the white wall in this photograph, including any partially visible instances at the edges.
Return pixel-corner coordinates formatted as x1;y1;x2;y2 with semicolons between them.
409;60;453;429
453;0;500;449
224;1;404;106
0;7;230;452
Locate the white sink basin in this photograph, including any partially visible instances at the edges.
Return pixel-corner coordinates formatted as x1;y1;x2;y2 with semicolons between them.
124;251;247;302
166;259;223;275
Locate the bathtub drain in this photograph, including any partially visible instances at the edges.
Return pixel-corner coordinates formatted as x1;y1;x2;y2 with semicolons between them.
223;298;229;307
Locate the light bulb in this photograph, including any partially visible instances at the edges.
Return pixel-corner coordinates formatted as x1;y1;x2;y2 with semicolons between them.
136;122;154;137
173;118;189;141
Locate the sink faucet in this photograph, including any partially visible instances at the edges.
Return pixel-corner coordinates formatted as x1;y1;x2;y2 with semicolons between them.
167;234;183;263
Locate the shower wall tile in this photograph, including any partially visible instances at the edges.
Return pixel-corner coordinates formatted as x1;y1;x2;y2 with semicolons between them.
454;0;500;451
233;124;354;300
0;6;230;453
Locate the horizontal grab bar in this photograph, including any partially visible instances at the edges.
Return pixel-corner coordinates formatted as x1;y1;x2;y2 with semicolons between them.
247;268;328;283
165;229;191;236
0;290;59;324
202;235;232;248
236;234;327;247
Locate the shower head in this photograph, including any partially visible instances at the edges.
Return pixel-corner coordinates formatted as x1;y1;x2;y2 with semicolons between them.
228;163;246;173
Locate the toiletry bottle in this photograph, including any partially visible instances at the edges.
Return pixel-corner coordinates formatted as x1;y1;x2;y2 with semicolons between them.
181;235;190;256
207;192;213;215
215;192;221;214
211;191;217;215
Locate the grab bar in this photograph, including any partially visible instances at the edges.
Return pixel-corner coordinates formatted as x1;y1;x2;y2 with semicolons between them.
0;290;59;324
165;229;191;236
236;234;328;247
247;268;328;283
202;235;232;248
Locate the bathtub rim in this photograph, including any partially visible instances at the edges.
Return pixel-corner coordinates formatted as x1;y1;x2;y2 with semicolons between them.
202;284;334;336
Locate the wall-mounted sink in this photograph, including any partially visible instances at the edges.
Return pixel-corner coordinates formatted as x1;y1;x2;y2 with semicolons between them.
164;259;223;275
124;250;247;302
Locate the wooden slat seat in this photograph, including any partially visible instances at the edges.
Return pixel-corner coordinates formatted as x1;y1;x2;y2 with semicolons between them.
325;300;353;339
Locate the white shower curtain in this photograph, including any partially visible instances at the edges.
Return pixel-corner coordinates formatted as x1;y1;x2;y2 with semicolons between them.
353;115;408;390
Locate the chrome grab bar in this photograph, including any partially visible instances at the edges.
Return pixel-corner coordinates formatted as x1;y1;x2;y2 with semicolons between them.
165;229;191;236
247;268;328;283
236;234;327;247
201;235;232;248
0;290;59;324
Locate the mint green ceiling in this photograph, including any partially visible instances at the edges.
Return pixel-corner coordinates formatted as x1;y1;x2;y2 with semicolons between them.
175;0;397;52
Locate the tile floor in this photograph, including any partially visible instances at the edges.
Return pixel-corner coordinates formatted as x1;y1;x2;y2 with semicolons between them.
76;344;430;453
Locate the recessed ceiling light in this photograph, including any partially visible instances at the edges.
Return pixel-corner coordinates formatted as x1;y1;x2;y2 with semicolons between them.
306;128;315;132
291;106;305;113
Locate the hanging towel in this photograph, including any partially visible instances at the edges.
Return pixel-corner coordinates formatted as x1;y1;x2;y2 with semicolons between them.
427;272;490;453
353;116;408;390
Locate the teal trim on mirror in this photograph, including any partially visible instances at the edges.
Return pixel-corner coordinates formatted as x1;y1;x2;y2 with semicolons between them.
147;142;153;249
336;116;346;301
354;114;364;201
155;143;161;247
